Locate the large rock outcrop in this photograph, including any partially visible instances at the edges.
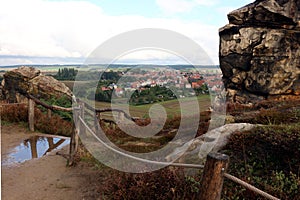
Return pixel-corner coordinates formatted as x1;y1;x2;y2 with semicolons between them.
219;0;300;103
1;66;72;103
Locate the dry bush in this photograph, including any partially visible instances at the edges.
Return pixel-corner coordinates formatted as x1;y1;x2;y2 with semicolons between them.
229;99;300;125
34;108;72;136
99;167;202;200
1;104;28;122
1;103;72;136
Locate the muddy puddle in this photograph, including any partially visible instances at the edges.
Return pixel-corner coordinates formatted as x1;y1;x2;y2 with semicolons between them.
1;135;70;166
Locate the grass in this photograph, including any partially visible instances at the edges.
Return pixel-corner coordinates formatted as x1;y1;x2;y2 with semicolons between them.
92;95;211;154
77;98;300;200
222;123;300;200
1;120;13;126
2;89;299;199
95;95;211;119
221;99;300;200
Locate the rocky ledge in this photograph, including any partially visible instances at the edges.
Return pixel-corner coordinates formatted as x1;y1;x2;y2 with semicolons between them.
219;0;300;103
1;66;72;103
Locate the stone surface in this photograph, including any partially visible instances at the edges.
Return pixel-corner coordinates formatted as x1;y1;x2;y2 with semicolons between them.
220;0;300;103
166;123;256;165
2;66;72;102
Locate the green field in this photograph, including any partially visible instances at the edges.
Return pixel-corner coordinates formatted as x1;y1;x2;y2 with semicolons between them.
59;80;211;119
94;95;211;119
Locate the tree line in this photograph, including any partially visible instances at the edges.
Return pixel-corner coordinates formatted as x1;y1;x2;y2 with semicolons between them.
54;68;78;80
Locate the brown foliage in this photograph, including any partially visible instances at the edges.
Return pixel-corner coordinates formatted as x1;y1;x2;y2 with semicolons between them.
34;108;72;136
1;104;28;122
99;167;202;200
1;103;72;136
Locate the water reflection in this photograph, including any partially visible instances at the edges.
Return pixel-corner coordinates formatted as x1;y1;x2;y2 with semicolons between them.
2;135;70;166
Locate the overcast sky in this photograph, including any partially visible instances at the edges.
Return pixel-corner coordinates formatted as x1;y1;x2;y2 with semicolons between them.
0;0;254;66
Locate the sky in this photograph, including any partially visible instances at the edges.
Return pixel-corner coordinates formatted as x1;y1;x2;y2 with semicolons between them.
0;0;254;66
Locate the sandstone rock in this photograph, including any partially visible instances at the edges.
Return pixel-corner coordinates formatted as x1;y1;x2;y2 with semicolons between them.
220;0;300;103
2;66;72;102
30;75;72;100
166;123;256;165
228;0;300;27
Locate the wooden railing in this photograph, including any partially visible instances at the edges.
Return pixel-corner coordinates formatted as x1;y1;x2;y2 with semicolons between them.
73;100;280;200
3;96;280;200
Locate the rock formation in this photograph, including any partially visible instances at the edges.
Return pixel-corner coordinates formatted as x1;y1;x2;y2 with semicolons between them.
219;0;300;103
1;66;72;103
166;123;256;165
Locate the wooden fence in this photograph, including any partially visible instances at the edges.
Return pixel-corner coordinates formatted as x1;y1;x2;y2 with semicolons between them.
3;96;280;200
72;99;280;200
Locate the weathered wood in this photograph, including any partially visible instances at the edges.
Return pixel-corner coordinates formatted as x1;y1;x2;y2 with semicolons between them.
28;94;72;112
29;136;38;158
43;138;66;156
74;130;79;154
79;102;86;137
68;126;76;166
94;113;100;132
199;153;229;200
36;134;70;140
79;99;136;122
28;98;35;131
47;137;54;149
69;107;80;166
47;109;52;118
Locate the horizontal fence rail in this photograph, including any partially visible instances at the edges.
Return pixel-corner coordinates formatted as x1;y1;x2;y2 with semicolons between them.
78;116;205;169
224;173;280;200
3;95;281;200
77;113;280;200
28;94;73;112
79;99;137;122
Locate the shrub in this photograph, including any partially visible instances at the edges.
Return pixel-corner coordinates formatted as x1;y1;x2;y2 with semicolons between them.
1;102;72;136
34;107;72;136
222;125;300;200
100;167;202;200
1;103;28;122
37;95;72;121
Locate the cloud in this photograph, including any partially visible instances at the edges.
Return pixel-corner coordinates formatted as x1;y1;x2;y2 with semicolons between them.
0;0;220;66
194;0;220;6
0;0;102;58
155;0;195;14
155;0;220;14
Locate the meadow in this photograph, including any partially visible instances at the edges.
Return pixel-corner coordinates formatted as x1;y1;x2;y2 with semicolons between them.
94;95;211;119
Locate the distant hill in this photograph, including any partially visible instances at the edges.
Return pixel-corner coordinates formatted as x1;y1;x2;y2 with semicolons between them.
0;64;220;70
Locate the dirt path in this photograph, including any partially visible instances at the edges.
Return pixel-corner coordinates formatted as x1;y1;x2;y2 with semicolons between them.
1;124;100;200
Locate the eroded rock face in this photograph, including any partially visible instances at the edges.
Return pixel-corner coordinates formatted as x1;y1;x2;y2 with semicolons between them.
220;0;300;103
2;66;72;102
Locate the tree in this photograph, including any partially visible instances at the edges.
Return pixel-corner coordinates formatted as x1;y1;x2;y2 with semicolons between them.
55;68;78;80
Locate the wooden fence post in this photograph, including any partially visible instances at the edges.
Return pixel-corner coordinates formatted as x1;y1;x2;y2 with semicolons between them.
118;111;124;122
199;153;229;200
79;102;86;137
69;106;80;166
47;109;52;119
28;98;35;131
94;112;100;132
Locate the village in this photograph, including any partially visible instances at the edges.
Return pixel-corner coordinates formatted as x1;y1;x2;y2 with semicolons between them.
99;67;223;100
